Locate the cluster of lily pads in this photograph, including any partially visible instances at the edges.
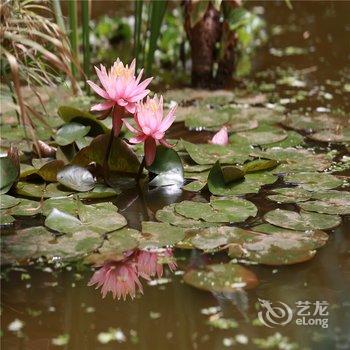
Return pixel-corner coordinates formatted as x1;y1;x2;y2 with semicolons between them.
1;87;349;296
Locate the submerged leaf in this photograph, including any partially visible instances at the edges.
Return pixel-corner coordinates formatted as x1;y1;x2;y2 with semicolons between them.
183;263;258;293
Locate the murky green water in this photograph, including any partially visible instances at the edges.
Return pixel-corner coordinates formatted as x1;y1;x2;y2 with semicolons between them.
2;1;350;349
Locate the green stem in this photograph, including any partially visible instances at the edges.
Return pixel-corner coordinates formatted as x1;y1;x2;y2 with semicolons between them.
82;0;91;79
52;0;66;33
134;0;143;71
145;0;167;76
136;156;146;181
68;0;78;78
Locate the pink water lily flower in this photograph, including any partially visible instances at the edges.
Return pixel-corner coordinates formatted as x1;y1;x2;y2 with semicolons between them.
136;249;177;280
87;58;153;136
123;95;177;166
210;126;229;145
88;260;143;300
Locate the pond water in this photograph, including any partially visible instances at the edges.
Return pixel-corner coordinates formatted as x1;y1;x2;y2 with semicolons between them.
1;1;350;349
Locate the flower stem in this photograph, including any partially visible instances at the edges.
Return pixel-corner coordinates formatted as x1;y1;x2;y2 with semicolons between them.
136;156;146;181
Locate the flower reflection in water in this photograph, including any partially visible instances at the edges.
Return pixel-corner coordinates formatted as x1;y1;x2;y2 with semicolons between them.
88;249;177;300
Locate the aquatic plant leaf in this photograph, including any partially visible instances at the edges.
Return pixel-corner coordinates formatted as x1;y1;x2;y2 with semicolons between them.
148;146;184;186
235;107;284;124
282;113;348;133
1;214;15;225
264;131;304;148
308;128;350;143
299;190;350;215
185;107;231;130
54;122;91;146
156;204;218;229
210;196;257;222
208;165;277;196
242;159;278;173
78;184;120;199
42;197;76;216
20;163;37;178
86;228;141;265
139;222;185;249
183;263;259;293
182;140;250;165
73;134;140;174
78;202;127;234
0;157;19;194
15;182;74;199
2;226;102;262
237;125;288;145
267;187;312;203
45;208;83;234
4;198;41;216
57;165;95;192
58;106;108;135
36;160;65;182
264;209;341;231
284;172;343;191
182;180;207;192
253;147;332;173
0;195;20;209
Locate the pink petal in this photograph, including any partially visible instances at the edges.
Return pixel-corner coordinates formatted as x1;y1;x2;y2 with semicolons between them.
124;103;136;114
158;105;176;133
129;134;147;144
211;126;229;146
123;119;140;134
159;138;173;148
87;80;109;99
144;137;157;166
91;100;115;111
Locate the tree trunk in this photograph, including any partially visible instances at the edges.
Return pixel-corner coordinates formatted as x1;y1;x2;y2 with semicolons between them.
184;2;221;88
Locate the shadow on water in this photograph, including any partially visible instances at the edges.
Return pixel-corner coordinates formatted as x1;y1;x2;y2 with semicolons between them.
1;1;350;349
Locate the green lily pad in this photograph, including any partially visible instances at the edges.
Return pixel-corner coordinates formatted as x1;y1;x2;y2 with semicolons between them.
58;106;108;135
224;112;259;133
73;134;140;174
185;107;231;130
78;184;120;199
42;196;76;216
36;160;65;182
2;226;102;262
253;147;332;173
237;107;284;124
284;172;343;191
264;130;305;148
55;122;91;146
155;204;217;229
183;263;259;293
299;190;350;215
210;196;257;222
0;195;20;209
182;140;251;165
182;180;207;192
308;128;350;143
16;182;73;199
264;209;341;231
57;165;95;192
237;125;288;145
242;159;278;173
1;214;15;225
139;222;185;249
267;187;312;203
0;156;19;194
4;198;41;216
282;113;348;132
44;202;127;234
208;166;277;196
86;228;141;265
148;146;184;187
